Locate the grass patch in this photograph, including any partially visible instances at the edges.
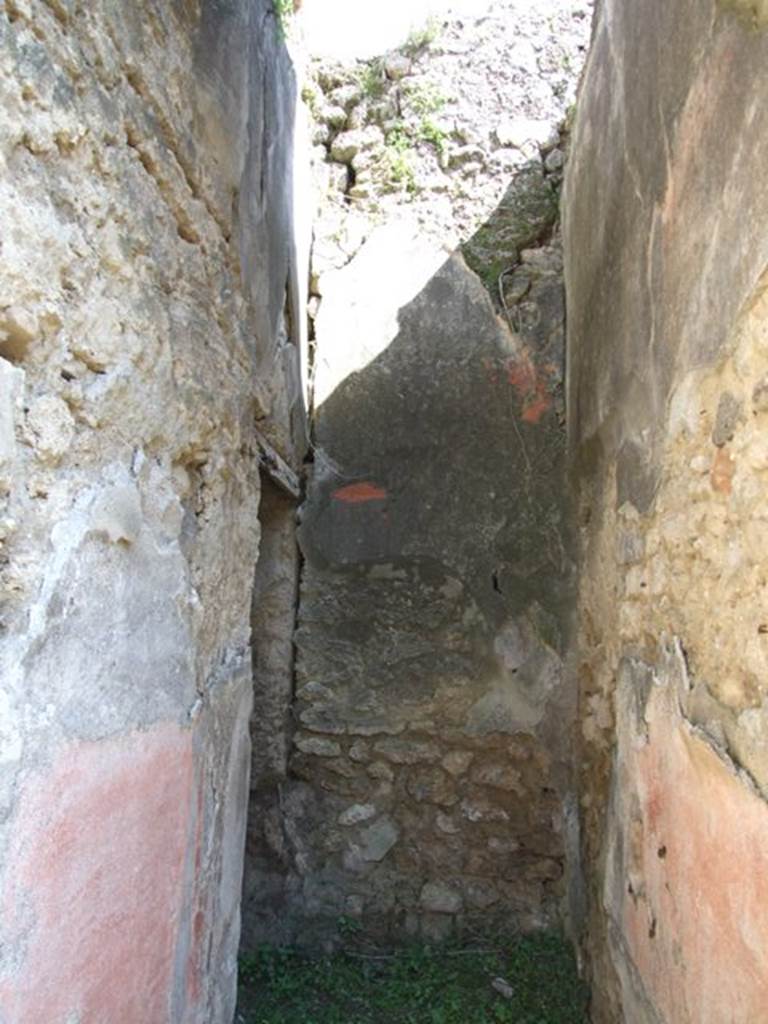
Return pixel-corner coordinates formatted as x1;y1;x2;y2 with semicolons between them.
419;118;448;159
301;83;320;118
357;58;387;100
273;0;292;36
403;16;442;56
402;83;446;118
383;123;418;193
237;932;588;1024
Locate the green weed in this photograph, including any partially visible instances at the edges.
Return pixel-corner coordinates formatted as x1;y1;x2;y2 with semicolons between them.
273;0;293;36
402;82;446;117
301;84;320;118
403;16;441;56
419;118;448;158
357;58;387;100
383;123;417;193
237;932;589;1024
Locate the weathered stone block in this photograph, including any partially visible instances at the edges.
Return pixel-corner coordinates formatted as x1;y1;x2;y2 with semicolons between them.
420;882;463;914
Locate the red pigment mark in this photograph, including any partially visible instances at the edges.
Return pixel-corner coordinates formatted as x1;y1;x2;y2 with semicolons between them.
506;354;552;424
0;724;195;1024
710;448;735;495
333;482;387;504
521;391;551;424
621;686;768;1023
185;778;207;1004
507;358;537;394
186;907;207;1004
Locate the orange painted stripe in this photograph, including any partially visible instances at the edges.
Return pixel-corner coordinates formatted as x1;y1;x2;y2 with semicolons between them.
333;482;387;503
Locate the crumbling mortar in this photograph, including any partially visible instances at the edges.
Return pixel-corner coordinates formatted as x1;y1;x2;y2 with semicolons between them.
107;29;231;238
124;125;203;245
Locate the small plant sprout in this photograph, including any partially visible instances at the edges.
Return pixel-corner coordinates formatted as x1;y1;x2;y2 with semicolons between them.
273;0;293;36
403;15;441;56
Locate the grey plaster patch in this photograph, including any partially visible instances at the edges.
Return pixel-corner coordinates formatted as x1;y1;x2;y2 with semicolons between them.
711;391;744;447
752;375;768;412
617;657;656;742
616;440;659;516
466;685;545;734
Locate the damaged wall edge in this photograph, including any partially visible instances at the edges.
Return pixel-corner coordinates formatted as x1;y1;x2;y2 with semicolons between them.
565;0;768;1020
0;2;307;1021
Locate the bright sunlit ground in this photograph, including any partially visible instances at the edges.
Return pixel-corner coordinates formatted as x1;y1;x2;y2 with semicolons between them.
300;0;495;58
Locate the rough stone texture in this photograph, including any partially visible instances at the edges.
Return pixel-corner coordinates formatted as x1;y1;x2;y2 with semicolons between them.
302;0;592;288
238;1;592;950
240;477;301;952
565;1;768;1019
285;243;573;944
0;3;303;1020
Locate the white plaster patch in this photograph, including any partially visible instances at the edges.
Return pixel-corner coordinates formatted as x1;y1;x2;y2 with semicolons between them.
667;370;706;439
90;483;143;545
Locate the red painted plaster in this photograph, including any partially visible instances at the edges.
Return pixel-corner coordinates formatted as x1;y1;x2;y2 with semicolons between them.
711;447;735;495
507;357;538;395
0;724;196;1024
506;355;552;424
333;482;387;504
520;392;551;424
185;780;207;1006
620;685;768;1023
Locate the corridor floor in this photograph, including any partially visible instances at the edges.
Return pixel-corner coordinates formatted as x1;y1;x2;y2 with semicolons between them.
236;932;587;1023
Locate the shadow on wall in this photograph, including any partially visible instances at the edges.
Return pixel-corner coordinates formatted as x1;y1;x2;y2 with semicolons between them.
241;158;581;948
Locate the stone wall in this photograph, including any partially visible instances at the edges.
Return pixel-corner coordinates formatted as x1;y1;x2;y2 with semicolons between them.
237;0;592;951
565;1;768;1020
0;2;303;1020
241;474;301;949
290;243;574;945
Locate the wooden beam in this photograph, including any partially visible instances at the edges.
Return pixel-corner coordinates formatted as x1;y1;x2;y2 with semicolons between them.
254;428;301;500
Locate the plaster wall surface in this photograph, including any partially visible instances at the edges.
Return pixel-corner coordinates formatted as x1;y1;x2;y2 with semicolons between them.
279;238;574;945
565;1;768;1019
0;2;302;1020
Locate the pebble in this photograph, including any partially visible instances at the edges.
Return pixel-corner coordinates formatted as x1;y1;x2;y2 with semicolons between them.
384;53;413;79
545;146;565;172
338;803;377;826
492;977;516;1000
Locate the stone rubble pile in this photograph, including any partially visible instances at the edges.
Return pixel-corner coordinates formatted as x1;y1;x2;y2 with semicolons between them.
303;0;592;295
